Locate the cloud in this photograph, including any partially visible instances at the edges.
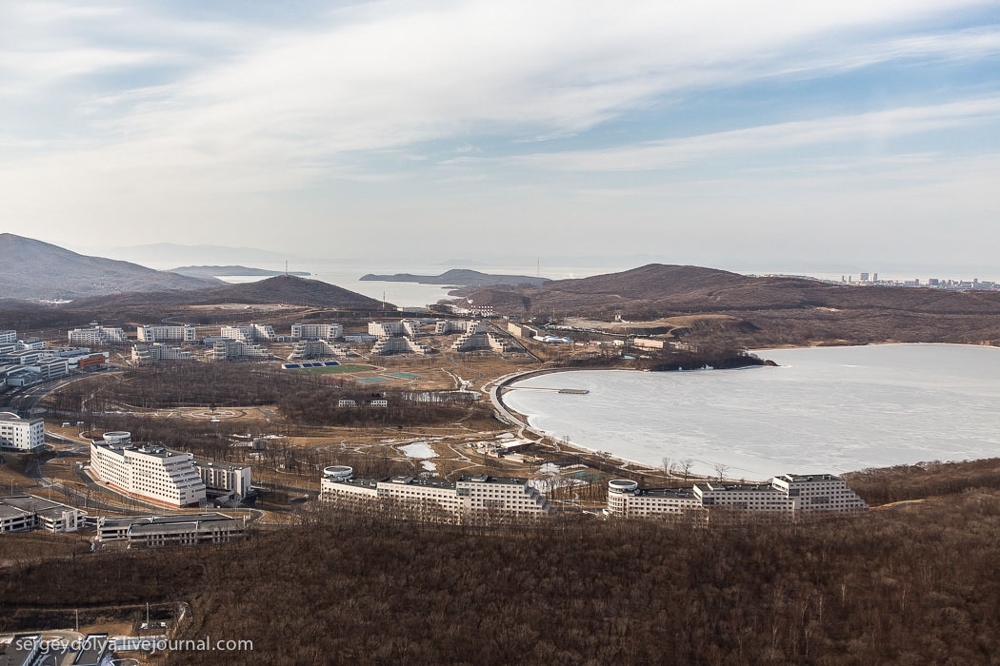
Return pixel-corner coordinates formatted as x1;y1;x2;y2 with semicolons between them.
506;97;1000;173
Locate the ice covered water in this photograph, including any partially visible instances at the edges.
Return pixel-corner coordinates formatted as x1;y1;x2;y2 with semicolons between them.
503;344;1000;481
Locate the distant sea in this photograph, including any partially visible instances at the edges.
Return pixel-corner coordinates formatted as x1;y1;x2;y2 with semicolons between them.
215;261;1000;308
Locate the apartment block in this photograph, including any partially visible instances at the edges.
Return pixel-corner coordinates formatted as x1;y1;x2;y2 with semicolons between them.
290;323;343;341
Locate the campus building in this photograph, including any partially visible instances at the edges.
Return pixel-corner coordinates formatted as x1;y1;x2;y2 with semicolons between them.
0;411;44;451
607;473;868;517
370;336;429;356
96;513;247;548
192;460;253;499
290;323;343;341
221;324;276;343
132;342;194;363
209;339;270;360
0;496;87;533
136;324;197;343
67;324;128;346
321;467;554;522
90;432;207;508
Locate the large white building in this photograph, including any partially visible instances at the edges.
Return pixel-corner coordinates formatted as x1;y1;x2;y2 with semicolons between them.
321;468;553;522
607;473;868;517
131;343;194;363
0;330;16;345
290;323;343;341
221;324;276;343
770;474;870;512
90;432;207;508
370;336;429;356
210;339;271;360
136;324;197;343
68;324;128;346
606;480;703;518
96;513;246;547
0;411;44;451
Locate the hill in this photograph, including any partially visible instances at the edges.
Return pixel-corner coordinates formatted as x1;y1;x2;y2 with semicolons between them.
69;275;387;310
466;264;1000;316
463;264;1000;347
361;268;549;288
169;265;311;278
0;234;222;300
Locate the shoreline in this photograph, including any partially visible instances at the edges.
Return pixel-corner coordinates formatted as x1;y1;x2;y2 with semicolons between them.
489;343;1000;481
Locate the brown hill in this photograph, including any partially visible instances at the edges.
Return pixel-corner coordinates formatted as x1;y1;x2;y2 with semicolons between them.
0;233;222;300
466;264;1000;317
69;275;387;310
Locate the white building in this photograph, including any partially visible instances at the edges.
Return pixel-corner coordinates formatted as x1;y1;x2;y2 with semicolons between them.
210;339;271;360
321;468;553;522
68;324;128;346
0;496;86;533
770;474;869;512
0;411;44;451
221;324;276;343
291;323;343;341
0;330;16;345
368;321;405;337
132;343;194;363
137;324;197;343
606;480;703;518
607;473;867;517
90;432;207;508
96;513;246;547
192;460;252;498
370;336;429;356
452;331;517;353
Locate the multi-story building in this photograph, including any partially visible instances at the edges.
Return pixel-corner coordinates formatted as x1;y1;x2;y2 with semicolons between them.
96;513;246;547
607;473;867;517
192;460;252;499
210;339;271;360
693;482;796;512
370;336;429;356
368;321;405;337
136;324;197;343
606;479;703;517
287;340;346;360
291;323;343;341
452;331;517;352
132;343;194;363
68;324;128;346
90;432;207;508
321;468;554;522
221;324;276;343
0;411;44;451
770;474;869;512
0;330;16;345
0;496;86;533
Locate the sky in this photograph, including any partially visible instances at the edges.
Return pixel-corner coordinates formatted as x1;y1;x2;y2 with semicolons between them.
1;1;999;274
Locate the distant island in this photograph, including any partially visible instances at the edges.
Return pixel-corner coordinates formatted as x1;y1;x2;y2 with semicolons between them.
169;265;311;278
360;268;549;288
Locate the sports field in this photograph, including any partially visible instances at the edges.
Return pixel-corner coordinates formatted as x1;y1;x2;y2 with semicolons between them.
297;364;375;374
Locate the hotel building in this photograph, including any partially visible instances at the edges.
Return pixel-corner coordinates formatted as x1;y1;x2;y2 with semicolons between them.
90;432;207;508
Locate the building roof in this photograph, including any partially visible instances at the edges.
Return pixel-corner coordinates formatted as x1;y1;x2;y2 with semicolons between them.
632;487;697;499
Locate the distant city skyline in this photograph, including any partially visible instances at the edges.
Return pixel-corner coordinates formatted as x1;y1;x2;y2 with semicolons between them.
2;2;998;270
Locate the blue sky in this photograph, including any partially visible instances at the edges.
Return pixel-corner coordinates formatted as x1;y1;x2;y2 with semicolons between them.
1;1;998;273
